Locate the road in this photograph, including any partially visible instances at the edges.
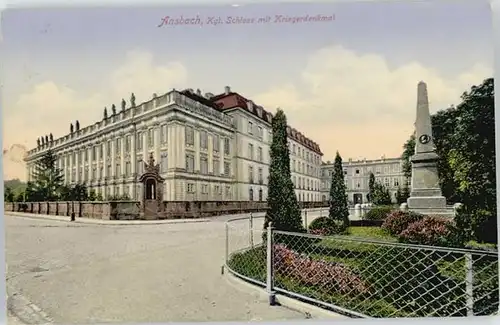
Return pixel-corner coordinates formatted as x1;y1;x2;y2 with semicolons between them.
5;209;328;324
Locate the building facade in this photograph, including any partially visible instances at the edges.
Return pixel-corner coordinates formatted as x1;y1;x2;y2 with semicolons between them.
25;86;323;202
320;157;408;204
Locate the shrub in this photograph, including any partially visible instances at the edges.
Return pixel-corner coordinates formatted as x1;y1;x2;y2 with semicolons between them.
381;210;424;236
363;206;393;221
398;216;454;247
273;244;371;296
308;216;341;235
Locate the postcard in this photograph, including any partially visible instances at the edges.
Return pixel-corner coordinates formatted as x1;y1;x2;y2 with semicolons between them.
2;0;497;323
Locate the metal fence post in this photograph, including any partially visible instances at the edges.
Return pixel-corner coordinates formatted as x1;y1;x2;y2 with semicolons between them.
249;212;254;248
266;222;276;305
465;253;474;316
304;209;308;230
225;223;229;264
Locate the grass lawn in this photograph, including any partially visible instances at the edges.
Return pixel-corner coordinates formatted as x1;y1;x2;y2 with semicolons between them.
228;225;498;318
346;226;396;241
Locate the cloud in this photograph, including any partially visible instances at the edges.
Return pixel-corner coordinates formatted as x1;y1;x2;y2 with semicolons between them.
3;50;188;180
253;45;492;161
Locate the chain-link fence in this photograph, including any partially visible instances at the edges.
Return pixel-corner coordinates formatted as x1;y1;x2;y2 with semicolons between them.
224;217;499;318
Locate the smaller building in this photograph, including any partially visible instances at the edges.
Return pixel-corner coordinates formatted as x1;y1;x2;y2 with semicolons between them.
320;156;408;204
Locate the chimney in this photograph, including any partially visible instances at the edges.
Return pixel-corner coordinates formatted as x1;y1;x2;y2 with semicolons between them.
205;92;214;99
224;86;231;95
152;93;157;98
187;88;194;94
196;89;202;96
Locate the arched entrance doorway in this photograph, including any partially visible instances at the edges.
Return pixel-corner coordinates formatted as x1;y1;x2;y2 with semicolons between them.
138;153;165;219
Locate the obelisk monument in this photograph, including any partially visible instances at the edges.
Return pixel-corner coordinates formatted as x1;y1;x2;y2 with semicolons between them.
407;81;447;212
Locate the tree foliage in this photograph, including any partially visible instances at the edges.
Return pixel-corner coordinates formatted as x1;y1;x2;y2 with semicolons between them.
368;172;375;203
264;109;304;232
328;152;349;231
395;185;410;205
372;182;392;206
4;187;15;202
27;149;64;201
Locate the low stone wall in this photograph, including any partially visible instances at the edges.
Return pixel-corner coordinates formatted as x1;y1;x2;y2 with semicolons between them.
5;200;329;221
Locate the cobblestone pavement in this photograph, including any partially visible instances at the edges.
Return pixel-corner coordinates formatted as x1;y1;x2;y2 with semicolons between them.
5;212;324;324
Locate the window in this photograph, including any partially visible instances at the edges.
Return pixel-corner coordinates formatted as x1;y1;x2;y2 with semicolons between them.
84;167;88;181
125;135;131;152
355;169;360;174
92;167;97;180
185;126;194;145
343;169;347;175
187;183;195;193
92;146;97;160
257;126;263;140
84;149;88;161
186;154;195;173
137;156;143;174
258;147;263;162
248;166;254;183
125;161;131;176
161;125;168;144
116;138;121;154
213;135;220;152
258;168;263;184
214;185;220;195
248;143;254;160
161;153;168;173
394;178;399;187
136;132;143;150
202;184;209;194
200;156;208;174
224;138;230;155
99;144;103;157
115;163;121;177
200;130;208;149
249;187;254;201
225;186;231;198
248;121;253;135
107;141;112;156
384;178;390;187
258;188;263;201
213;159;220;175
106;164;112;177
99;166;104;179
148;129;154;148
224;161;231;177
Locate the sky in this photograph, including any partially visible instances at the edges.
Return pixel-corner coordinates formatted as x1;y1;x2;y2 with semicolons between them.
1;0;494;180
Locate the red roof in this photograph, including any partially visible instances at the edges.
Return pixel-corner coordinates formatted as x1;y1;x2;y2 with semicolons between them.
211;91;323;156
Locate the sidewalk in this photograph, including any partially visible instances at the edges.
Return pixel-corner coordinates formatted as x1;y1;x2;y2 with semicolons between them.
4;211;211;225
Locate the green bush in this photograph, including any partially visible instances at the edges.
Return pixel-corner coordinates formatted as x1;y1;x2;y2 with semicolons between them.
363;206;393;221
398;216;454;247
308;216;342;235
381;210;424;236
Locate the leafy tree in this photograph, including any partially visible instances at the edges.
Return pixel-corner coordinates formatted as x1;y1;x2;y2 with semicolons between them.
395;185;410;204
328;152;349;231
401;134;415;179
368;172;376;202
264;109;303;233
30;149;64;201
4;187;14;202
60;183;89;201
372;182;392;206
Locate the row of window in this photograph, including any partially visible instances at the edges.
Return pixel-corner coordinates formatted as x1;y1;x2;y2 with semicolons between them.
185;126;231;155
185;154;231;176
292;175;320;191
186;183;232;198
289;142;321;165
291;159;320;178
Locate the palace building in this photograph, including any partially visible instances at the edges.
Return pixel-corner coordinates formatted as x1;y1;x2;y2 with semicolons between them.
25;86;323;202
320;156;408;205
